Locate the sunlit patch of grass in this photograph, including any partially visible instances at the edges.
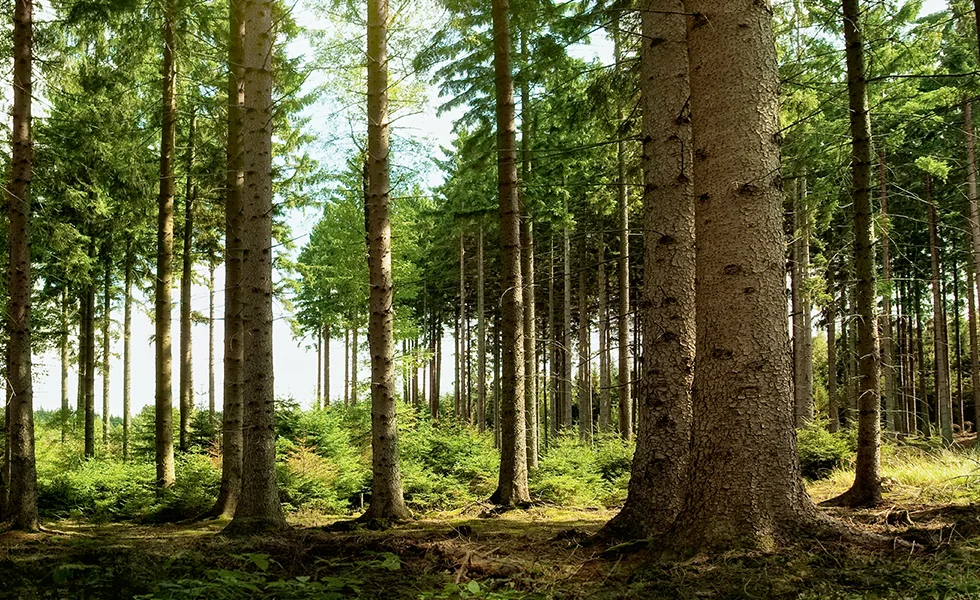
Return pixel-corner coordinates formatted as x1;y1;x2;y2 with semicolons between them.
808;444;980;504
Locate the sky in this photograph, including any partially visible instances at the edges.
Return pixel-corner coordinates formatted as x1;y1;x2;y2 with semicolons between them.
29;0;951;416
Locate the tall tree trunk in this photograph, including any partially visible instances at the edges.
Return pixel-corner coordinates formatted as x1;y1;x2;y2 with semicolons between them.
825;0;882;508
827;274;840;433
598;238;611;432
966;97;980;431
601;0;694;539
561;217;572;430
61;291;70;444
578;235;592;444
915;281;931;436
323;323;330;406
673;0;824;548
927;173;954;444
225;0;287;532
457;232;465;420
124;246;133;459
791;175;813;427
5;0;37;529
478;225;487;433
954;257;965;428
361;0;410;521
316;332;322;408
155;0;177;488
970;262;980;428
547;236;557;444
179;110;196;452
879;150;898;432
522;220;538;465
208;262;216;425
352;326;359;404
613;13;632;442
344;327;351;405
85;278;96;458
78;292;88;451
102;255;111;450
489;0;528;506
209;0;245;519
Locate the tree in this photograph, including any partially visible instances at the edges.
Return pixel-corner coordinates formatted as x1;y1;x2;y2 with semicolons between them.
225;0;287;533
671;0;826;548
488;0;529;507
5;0;39;530
360;0;410;523
600;0;693;539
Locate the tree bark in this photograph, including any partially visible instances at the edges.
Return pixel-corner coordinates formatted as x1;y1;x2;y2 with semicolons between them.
124;245;133;459
673;0;825;548
360;0;410;522
457;232;465;420
61;291;70;444
927;173;954;444
915;281;931;436
547;236;557;445
970;262;980;428
598;238;611;433
155;0;177;488
522;220;538;466
6;0;37;529
954;256;965;429
791;175;813;427
84;275;96;458
489;0;528;506
344;327;351;406
879;150;898;432
478;225;487;432
102;254;111;449
209;0;245;519
179;111;196;452
352;326;359;403
578;234;592;444
613;13;632;441
601;0;694;539
827;273;840;432
225;0;287;533
561;216;572;431
323;323;330;406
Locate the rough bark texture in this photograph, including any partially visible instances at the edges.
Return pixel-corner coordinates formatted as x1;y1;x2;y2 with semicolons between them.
360;0;410;522
155;0;177;488
601;0;694;540
927;174;954;445
966;98;980;427
6;0;38;529
827;0;883;507
209;0;245;519
613;16;632;441
674;0;824;548
225;0;287;533
179;111;196;453
488;0;529;506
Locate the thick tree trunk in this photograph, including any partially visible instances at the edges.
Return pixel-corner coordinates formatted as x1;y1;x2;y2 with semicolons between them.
601;0;694;539
179;111;196;452
102;256;111;449
879;151;898;432
478;225;487;432
155;0;177;488
6;0;37;529
613;15;632;441
124;247;133;459
225;0;287;533
360;0;410;521
673;0;825;548
827;0;882;507
489;0;528;506
209;0;245;519
927;174;954;444
578;235;592;444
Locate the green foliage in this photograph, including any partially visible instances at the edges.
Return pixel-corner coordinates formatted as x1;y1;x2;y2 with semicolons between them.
796;420;855;480
529;434;633;508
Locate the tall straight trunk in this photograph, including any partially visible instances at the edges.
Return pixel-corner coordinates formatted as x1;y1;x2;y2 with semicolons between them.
879;151;898;431
323;324;330;405
179;110;196;452
411;336;419;407
927;173;954;445
455;234;463;419
613;14;632;442
598;238;611;432
78;294;87;446
578;235;592;444
494;315;502;448
478;225;487;432
901;279;917;433
361;0;410;521
344;327;350;405
102;257;111;449
561;219;572;430
124;247;133;459
915;281;930;436
827;275;840;432
84;280;96;458
352;326;359;403
208;262;216;424
155;0;177;488
970;261;980;426
791;175;813;427
954;257;965;428
489;0;528;506
209;0;245;519
826;0;882;508
5;0;37;529
225;0;287;532
674;0;823;548
846;284;858;422
522;220;538;466
965;96;980;429
428;318;437;418
316;332;322;408
61;292;70;443
602;0;694;540
547;237;557;443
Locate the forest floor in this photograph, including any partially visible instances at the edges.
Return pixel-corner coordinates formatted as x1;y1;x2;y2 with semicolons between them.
3;496;980;599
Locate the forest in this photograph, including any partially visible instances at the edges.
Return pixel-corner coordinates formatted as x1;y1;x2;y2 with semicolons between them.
4;0;980;597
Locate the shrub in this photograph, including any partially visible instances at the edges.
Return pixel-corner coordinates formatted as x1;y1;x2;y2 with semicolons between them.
530;433;633;508
796;421;854;480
